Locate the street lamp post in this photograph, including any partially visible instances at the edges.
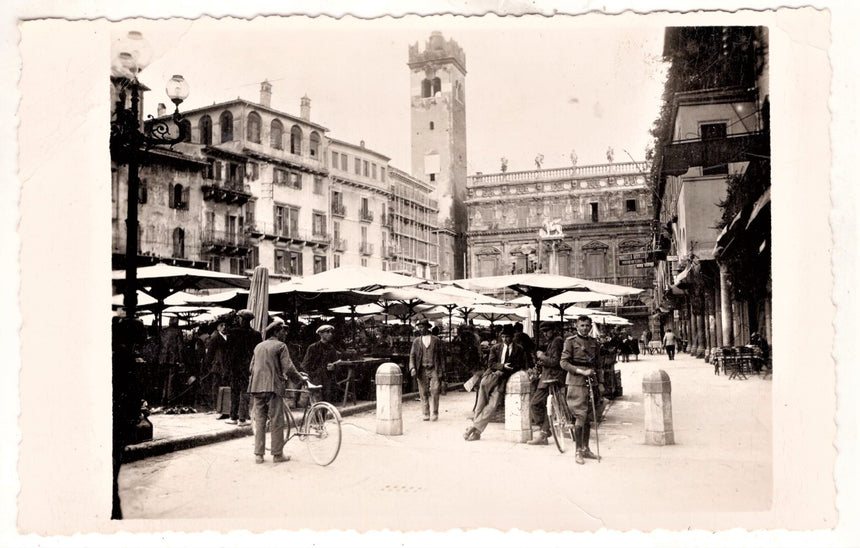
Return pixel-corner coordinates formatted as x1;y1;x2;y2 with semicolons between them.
110;31;190;320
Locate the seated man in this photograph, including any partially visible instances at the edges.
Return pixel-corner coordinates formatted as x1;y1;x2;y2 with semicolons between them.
464;324;526;441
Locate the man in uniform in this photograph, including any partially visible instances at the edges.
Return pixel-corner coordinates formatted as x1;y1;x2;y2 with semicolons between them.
560;315;602;464
527;322;566;446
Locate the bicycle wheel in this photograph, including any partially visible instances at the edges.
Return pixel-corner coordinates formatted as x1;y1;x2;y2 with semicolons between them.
548;390;567;454
303;402;342;466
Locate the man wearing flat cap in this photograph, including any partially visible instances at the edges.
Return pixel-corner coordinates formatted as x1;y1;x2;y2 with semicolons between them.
300;324;341;403
409;320;445;421
464;323;527;441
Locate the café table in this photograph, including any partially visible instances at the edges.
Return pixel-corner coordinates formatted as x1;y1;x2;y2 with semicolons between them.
330;357;386;403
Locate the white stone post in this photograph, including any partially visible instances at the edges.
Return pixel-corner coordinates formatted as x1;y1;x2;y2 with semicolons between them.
375;363;403;436
642;369;674;445
504;370;532;442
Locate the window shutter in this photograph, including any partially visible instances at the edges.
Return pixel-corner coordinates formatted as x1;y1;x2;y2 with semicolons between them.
182;187;190;209
238;165;245;184
215;161;222;181
297;253;304;276
168;183;175;208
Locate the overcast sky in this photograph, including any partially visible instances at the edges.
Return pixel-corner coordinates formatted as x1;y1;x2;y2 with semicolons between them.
125;14;667;176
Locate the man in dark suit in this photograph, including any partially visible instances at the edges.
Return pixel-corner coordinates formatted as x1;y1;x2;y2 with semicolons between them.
409;320;445;421
464;324;527;441
205;320;229;416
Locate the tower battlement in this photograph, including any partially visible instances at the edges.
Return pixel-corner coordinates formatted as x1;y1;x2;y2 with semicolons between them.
408;31;467;73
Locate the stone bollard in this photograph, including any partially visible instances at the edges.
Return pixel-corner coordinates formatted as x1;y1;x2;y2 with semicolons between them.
375;363;403;436
642;369;674;445
504;370;532;442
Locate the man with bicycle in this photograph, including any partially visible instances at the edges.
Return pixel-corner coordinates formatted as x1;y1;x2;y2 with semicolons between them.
248;318;306;464
527;322;566;446
560;315;602;465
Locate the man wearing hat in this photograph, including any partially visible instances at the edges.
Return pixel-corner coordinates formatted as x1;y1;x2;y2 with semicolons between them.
464;323;527;441
248;318;306;464
527;322;566;446
408;320;445;421
225;309;258;426
300;324;341;403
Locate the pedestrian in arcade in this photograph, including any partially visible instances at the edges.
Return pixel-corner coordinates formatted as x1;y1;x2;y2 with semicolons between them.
409;320;445;421
248;318;306;464
300;324;341;404
464;324;527;441
527;322;566;446
560;315;602;464
662;328;677;361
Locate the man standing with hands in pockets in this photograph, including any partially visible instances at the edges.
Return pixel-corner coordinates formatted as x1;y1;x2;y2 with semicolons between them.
560;315;602;464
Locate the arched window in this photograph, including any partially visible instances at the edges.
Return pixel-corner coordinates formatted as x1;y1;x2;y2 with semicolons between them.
172;227;185;258
219;111;233;143
179;119;191;142
270;119;284;150
247;111;261;143
199;115;212;145
290;125;303;155
309;131;320;158
432;77;442;96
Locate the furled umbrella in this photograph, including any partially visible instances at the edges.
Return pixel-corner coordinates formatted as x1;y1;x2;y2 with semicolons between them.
247;265;270;339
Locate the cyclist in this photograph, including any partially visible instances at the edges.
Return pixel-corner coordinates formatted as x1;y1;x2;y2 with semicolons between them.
527;322;566;446
560;315;602;465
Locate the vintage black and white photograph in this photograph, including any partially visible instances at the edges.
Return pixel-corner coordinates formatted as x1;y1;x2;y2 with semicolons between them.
8;3;852;545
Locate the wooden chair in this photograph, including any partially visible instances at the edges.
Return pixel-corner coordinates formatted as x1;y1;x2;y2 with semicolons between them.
336;367;358;407
737;346;755;377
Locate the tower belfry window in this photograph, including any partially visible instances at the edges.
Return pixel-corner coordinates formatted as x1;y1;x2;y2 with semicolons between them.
429;121;435;130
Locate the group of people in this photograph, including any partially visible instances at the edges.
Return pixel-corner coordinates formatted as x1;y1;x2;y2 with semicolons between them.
407;315;604;465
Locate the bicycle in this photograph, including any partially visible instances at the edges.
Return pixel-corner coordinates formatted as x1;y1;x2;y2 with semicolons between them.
545;378;575;454
275;380;343;466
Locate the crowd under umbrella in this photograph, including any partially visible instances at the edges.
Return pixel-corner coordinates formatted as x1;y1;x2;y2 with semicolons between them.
452;273;642;347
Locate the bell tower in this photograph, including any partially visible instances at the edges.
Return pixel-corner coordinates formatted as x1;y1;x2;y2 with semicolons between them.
408;31;468;280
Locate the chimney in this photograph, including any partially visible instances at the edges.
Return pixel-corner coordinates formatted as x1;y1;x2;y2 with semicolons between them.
157;103;166;117
300;94;311;120
260;80;272;107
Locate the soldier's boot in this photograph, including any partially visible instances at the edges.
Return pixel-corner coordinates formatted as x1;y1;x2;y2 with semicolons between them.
581;423;598;459
574;426;585;465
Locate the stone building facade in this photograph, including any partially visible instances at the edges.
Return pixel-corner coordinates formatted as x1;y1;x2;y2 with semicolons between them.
465;161;655;325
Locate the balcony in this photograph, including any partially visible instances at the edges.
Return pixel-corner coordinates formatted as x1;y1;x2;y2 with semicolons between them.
201;229;251;255
201;181;252;205
661;132;769;177
359;242;374;256
359;209;374;223
331;202;346;217
246;222;330;248
334;238;347;252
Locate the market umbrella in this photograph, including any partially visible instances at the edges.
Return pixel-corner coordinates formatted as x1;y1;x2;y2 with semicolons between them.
247;266;270;338
112;264;250;332
292;265;425;292
470;304;527;326
453;273;641;347
509;290;616;325
424;285;505;341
